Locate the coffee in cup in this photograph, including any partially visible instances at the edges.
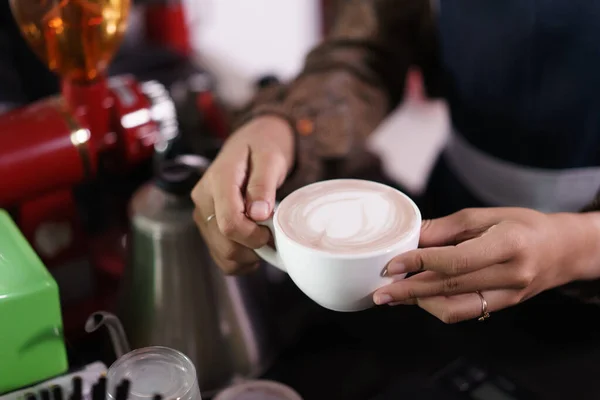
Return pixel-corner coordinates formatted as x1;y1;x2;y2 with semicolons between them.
254;179;421;312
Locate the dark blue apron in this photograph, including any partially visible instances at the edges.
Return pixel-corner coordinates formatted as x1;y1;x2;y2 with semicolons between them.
425;0;600;217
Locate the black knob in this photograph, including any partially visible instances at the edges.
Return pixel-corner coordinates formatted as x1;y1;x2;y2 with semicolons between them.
256;75;281;89
154;155;210;196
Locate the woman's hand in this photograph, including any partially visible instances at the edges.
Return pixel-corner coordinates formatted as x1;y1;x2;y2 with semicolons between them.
373;207;600;323
191;116;295;275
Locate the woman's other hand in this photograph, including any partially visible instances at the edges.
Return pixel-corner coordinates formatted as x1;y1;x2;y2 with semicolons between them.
191;116;295;275
373;207;600;323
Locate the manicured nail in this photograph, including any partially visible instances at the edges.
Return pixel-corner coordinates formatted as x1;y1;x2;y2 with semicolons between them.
249;201;270;220
386;261;406;275
374;293;393;305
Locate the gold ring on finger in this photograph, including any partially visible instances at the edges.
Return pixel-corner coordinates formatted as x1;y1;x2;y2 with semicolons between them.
475;290;490;322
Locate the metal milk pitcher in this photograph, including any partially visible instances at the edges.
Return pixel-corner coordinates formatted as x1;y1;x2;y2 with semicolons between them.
117;155;277;396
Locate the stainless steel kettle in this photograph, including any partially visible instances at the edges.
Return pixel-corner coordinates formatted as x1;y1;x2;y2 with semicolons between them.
117;155;277;397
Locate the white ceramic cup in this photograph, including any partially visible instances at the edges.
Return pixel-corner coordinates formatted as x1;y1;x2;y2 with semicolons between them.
254;180;421;312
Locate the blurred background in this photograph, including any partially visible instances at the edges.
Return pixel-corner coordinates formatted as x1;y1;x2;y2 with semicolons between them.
4;2;600;400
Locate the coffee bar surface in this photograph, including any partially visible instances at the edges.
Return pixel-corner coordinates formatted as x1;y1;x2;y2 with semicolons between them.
262;286;600;400
69;279;600;400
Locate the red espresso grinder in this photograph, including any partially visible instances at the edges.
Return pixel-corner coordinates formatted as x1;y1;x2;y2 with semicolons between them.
0;0;178;338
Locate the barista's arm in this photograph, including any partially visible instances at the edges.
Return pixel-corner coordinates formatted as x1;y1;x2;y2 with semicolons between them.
557;194;600;303
234;0;442;197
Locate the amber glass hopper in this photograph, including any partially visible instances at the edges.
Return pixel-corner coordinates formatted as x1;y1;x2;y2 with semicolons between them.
10;0;131;83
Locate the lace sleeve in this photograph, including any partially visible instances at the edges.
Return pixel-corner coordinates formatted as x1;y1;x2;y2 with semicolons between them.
233;0;441;198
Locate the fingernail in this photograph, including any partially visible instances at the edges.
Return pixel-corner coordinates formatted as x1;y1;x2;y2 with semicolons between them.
374;293;393;305
249;201;270;220
386;261;406;275
388;301;405;306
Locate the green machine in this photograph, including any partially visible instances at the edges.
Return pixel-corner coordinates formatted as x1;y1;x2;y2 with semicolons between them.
0;210;68;393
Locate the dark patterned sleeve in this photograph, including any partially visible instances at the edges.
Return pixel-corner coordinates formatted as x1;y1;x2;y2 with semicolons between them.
233;0;442;198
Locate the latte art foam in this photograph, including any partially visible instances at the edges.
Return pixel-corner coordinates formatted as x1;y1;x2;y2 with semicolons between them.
277;180;417;254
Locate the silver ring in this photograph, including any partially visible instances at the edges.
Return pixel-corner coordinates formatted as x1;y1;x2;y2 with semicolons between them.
205;214;216;224
475;291;490;322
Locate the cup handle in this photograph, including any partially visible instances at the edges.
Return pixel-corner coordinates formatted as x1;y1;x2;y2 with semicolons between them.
254;215;287;273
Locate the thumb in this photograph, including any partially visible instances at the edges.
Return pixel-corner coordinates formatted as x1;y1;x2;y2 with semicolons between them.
245;150;287;221
419;209;501;247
